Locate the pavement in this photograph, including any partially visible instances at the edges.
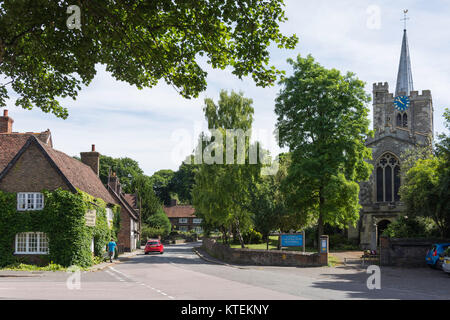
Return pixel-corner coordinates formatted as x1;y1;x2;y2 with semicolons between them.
0;242;449;300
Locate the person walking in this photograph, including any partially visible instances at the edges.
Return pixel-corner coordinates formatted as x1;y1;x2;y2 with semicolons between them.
107;239;117;263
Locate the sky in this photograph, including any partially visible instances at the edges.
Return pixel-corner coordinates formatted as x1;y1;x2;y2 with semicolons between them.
5;0;450;176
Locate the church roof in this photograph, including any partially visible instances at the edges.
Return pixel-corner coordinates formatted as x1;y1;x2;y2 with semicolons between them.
395;29;414;96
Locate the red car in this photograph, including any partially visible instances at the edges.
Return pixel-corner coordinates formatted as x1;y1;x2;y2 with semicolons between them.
144;239;164;254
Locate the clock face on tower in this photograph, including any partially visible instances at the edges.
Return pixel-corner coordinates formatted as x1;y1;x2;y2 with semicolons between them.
394;95;410;111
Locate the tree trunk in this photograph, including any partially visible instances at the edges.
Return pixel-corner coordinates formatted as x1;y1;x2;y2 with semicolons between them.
235;219;245;248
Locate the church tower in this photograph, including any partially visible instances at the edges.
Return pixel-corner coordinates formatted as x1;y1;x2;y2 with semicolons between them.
349;13;434;249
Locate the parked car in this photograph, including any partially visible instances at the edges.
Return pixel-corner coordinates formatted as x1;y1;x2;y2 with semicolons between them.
144;239;164;254
425;243;450;269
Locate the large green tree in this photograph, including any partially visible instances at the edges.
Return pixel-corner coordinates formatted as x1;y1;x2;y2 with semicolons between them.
0;0;297;118
274;54;373;249
171;160;198;204
192;90;261;248
150;169;175;206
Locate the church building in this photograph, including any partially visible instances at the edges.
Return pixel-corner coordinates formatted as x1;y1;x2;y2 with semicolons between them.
349;25;434;249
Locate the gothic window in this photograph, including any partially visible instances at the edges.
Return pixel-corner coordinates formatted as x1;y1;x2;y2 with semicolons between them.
376;153;401;202
402;113;408;127
396;113;402;127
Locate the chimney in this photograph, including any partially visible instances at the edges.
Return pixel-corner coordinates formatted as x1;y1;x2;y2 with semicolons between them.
0;110;14;134
80;144;100;176
170;199;177;207
108;172;120;194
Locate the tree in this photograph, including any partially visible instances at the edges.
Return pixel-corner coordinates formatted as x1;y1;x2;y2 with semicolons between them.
274;54;373;249
400;157;449;238
250;153;293;242
171;160;198;204
0;0;297;118
99;155;144;193
192;90;262;248
150;169;175;205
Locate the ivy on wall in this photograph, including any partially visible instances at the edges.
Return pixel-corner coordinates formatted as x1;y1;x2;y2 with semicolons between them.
0;189;120;267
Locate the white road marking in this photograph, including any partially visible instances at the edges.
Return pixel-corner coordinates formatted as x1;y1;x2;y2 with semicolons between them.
107;266;174;299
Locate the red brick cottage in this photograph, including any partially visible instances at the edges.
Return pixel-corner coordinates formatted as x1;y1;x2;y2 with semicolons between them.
163;200;203;233
0;110;140;261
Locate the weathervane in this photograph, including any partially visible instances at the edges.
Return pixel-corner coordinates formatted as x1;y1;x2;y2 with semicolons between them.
401;9;410;30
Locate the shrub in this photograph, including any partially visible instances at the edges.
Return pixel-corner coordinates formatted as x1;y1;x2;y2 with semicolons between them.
382;216;439;238
243;228;263;244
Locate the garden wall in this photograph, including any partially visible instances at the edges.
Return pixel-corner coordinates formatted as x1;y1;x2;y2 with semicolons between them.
202;238;327;267
380;236;450;267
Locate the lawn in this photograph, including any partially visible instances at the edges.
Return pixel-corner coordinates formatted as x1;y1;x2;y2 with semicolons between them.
217;236;317;253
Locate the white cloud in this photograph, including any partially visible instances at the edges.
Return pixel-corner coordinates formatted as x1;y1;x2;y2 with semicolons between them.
4;0;449;175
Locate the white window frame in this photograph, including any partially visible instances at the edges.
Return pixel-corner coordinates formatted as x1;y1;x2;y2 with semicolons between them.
179;226;188;232
193;218;202;224
15;232;49;255
106;208;114;228
179;218;188;224
17;193;44;211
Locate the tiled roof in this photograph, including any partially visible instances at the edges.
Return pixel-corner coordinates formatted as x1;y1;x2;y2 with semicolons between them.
0;135;117;205
0;131;51;173
123;194;137;209
163;205;196;218
108;189;138;221
34;138;117;205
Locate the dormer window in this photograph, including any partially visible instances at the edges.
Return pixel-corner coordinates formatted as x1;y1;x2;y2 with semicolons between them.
17;193;44;211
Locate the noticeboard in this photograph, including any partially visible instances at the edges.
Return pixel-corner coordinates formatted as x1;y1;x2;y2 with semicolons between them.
280;233;304;247
320;238;328;253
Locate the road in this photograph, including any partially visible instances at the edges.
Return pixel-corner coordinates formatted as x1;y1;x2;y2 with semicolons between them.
0;241;449;300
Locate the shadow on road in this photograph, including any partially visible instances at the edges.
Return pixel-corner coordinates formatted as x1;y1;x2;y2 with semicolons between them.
310;266;450;300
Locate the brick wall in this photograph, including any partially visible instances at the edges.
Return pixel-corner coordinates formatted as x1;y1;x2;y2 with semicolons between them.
117;206;131;252
0;143;70;193
202;238;325;267
380;236;450;267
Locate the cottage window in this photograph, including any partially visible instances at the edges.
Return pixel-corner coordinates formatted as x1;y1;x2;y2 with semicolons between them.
179;218;188;224
193;218;202;224
106;208;114;228
17;193;44;211
15;232;49;254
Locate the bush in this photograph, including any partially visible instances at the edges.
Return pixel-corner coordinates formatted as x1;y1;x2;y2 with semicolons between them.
243;228;263;244
141;224;165;241
382;216;439;238
146;211;171;235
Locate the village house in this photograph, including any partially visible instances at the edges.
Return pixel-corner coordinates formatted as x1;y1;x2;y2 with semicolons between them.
163;199;203;233
0;110;140;266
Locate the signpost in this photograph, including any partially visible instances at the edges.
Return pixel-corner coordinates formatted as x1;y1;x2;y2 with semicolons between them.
85;209;96;227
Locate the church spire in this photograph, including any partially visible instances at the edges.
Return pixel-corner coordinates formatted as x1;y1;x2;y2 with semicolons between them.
395;10;414;96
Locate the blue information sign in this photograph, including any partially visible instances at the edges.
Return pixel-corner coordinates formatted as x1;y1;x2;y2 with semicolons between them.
281;234;303;247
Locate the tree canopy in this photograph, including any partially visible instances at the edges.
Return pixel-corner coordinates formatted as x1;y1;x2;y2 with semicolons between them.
274;54;373;247
192;90;262;247
0;0;297;118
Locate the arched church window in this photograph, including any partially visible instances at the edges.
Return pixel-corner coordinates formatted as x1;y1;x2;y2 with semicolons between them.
376;153;401;202
396;113;402;127
402;113;408;128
